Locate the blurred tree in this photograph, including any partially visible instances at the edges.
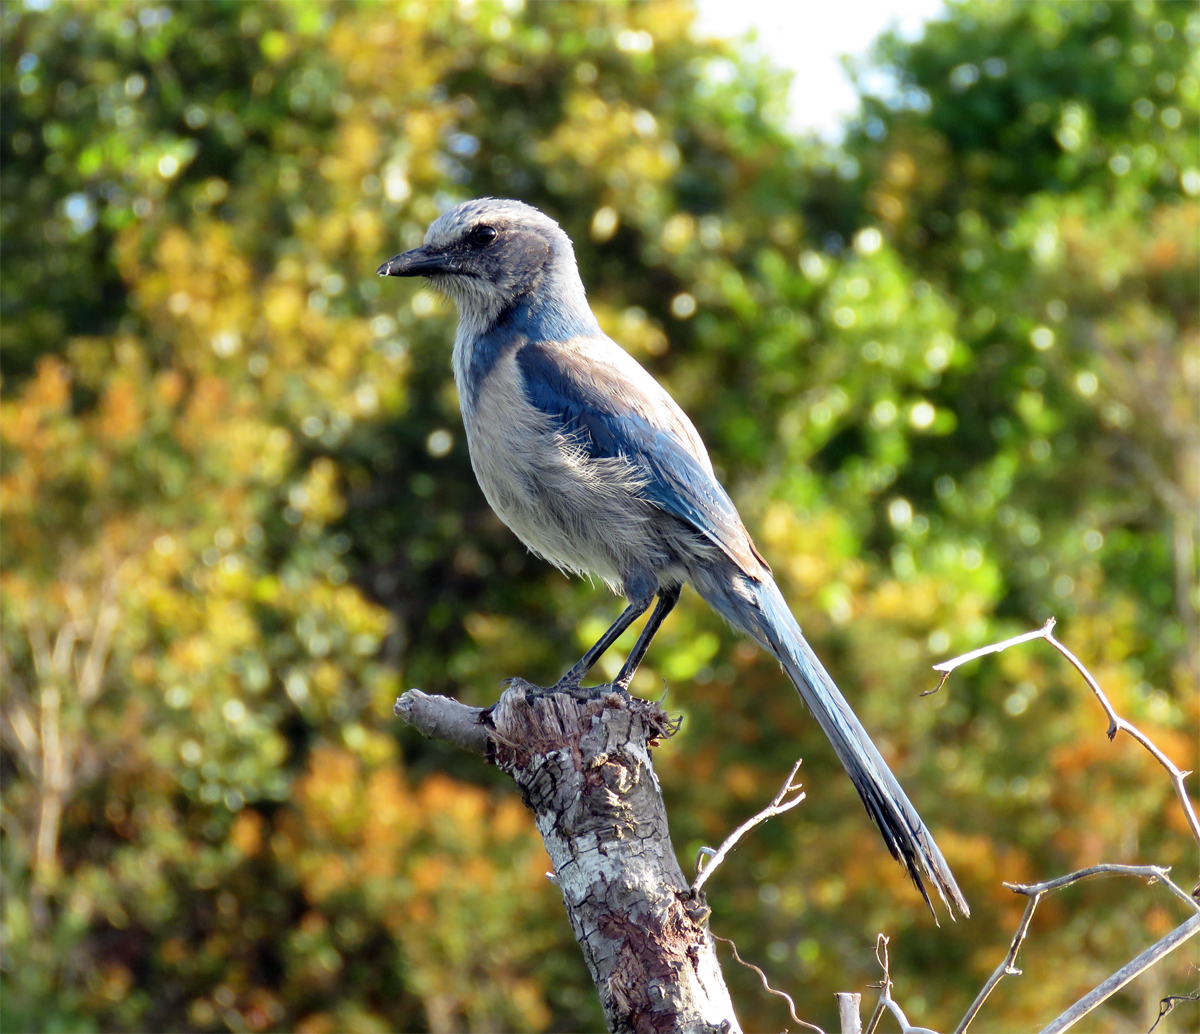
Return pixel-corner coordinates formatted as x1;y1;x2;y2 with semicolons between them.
1;1;1195;1032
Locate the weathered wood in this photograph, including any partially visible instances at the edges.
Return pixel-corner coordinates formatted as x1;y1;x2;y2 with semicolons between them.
396;680;740;1034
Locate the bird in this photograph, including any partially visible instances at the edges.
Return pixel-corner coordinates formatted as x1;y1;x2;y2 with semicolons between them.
378;197;968;918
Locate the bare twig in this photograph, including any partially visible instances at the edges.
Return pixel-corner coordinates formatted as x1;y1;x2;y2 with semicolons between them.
0;657;42;775
692;758;805;895
1007;864;1200;915
1039;913;1200;1034
954;890;1040;1034
955;864;1199;1034
925;621;1057;694
878;999;938;1034
864;994;886;1034
712;934;824;1034
931;617;1200;846
863;937;891;1034
874;935;893;1011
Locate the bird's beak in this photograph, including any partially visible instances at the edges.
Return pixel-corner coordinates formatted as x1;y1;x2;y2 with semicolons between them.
376;244;456;277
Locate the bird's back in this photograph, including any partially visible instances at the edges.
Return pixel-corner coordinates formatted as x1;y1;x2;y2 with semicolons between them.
457;310;769;592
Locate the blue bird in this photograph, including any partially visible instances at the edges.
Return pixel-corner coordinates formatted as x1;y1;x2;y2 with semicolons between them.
378;198;968;917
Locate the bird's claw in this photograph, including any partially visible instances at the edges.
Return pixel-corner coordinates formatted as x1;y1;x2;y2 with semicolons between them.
547;675;604;701
518;672;630;703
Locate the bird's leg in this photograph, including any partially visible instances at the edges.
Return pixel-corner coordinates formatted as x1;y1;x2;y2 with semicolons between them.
548;591;655;697
613;585;680;690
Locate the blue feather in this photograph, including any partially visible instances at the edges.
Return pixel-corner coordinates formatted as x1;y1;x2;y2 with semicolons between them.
515;339;750;564
459;298;599;405
698;572;970;919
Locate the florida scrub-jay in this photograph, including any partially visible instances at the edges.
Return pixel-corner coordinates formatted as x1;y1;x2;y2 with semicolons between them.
378;198;968;917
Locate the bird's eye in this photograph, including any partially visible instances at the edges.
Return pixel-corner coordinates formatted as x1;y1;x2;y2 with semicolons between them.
470;225;498;246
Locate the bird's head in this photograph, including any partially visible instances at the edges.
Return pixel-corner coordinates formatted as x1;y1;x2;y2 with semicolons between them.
377;198;579;319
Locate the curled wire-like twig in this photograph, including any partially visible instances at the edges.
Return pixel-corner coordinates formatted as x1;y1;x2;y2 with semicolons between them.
862;935;889;1034
692;758;806;895
930;617;1200;847
863;935;938;1034
1148;989;1200;1034
711;934;824;1034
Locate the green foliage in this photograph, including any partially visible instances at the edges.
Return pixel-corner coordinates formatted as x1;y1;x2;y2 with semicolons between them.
2;1;1196;1031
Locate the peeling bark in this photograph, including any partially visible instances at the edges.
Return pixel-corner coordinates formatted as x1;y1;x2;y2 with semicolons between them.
395;681;740;1034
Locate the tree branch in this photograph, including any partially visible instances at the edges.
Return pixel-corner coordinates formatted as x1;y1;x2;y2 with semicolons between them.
395;681;740;1034
925;623;1055;694
393;688;490;756
76;578;120;706
1039;913;1200;1034
931;617;1200;846
954;864;1199;1034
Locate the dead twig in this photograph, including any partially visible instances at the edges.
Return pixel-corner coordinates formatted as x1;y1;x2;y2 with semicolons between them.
393;689;490;756
1007;864;1199;916
930;617;1200;847
864;935;938;1034
953;890;1040;1034
692;758;805;895
955;864;1199;1034
924;622;1055;695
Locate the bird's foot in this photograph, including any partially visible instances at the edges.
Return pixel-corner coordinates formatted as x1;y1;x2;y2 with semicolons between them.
517;672;630;703
546;675;605;701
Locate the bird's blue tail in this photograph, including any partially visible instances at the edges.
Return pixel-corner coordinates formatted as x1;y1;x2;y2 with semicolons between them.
696;570;969;919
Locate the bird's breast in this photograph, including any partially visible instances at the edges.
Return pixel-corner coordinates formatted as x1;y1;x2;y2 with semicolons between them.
458;348;658;587
461;347;554;511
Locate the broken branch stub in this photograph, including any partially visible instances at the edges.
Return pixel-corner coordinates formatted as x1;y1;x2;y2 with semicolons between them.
396;681;740;1034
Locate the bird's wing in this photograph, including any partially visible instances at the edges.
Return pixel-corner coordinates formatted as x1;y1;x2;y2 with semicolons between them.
514;335;769;578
